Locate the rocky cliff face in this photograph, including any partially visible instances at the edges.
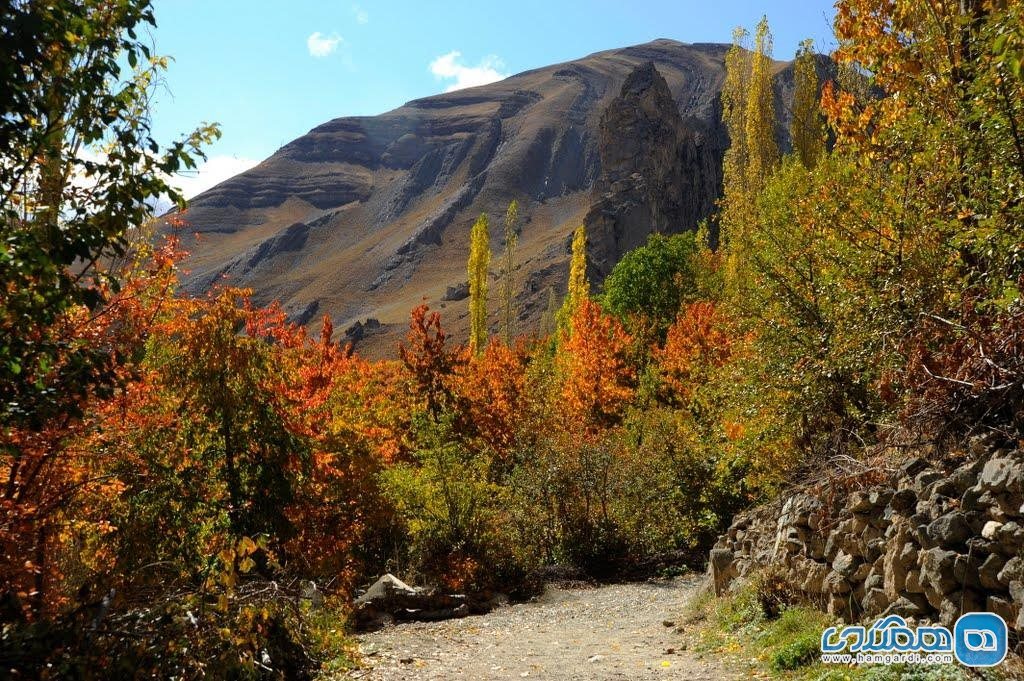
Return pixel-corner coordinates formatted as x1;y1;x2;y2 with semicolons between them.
710;437;1024;634
584;61;723;279
168;39;801;356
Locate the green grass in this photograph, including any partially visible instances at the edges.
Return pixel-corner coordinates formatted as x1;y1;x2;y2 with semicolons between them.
681;573;1019;680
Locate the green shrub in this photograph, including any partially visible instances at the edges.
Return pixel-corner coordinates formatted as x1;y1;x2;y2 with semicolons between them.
379;411;532;592
600;232;699;342
770;632;821;671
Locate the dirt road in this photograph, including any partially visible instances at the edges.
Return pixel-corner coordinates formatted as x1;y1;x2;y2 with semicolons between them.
347;576;739;680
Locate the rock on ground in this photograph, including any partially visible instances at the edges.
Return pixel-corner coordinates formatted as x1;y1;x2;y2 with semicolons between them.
343;576;738;680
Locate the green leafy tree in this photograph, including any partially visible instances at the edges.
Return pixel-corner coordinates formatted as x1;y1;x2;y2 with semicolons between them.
467;214;491;355
601;232;698;342
0;0;218;432
790;39;825;169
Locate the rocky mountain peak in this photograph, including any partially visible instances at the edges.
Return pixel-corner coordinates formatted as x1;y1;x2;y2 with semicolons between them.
584;61;723;279
168;39;799;356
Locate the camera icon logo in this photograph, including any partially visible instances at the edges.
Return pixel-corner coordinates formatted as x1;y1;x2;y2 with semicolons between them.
954;612;1007;667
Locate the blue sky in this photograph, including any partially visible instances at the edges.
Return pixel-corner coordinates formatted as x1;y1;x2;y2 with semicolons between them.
149;0;837;197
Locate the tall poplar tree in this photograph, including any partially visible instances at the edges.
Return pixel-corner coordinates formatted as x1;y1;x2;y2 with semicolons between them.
720;17;779;295
467;213;491;354
745;16;778;192
790;39;825;169
500;200;519;344
567;225;589;311
720;26;751;237
558;225;588;330
540;286;558;338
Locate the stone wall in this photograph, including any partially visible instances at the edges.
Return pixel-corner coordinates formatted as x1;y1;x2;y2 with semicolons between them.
709;443;1024;632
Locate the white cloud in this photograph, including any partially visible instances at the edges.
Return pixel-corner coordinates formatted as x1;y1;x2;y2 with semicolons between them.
168;155;260;200
429;51;509;93
352;4;369;24
307;31;342;58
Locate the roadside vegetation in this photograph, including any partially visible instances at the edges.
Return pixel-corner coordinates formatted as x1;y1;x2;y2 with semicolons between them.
684;572;1016;680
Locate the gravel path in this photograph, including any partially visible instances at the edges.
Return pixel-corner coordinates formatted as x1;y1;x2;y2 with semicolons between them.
346;576;739;680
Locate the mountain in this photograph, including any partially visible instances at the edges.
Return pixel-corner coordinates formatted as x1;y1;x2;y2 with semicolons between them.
169;39;804;356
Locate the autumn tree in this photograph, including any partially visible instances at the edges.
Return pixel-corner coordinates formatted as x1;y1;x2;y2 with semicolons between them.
0;240;182;616
0;2;217;433
720;27;752;235
400;304;466;418
558;299;634;430
454;339;527;463
0;1;215;618
745;16;779;190
714;1;1024;459
558;225;589;330
821;0;1024;438
790;39;825;168
719;18;778;289
153;291;307;546
500;200;519;344
656;301;733;404
274;317;409;578
826;0;1024;307
715;13;892;459
467;214;491;355
389;309;517;590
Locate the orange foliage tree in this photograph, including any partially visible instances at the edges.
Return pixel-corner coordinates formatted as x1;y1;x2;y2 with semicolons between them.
399;304;468;419
656;301;733;404
557;299;634;431
0;239;182;616
454;338;528;463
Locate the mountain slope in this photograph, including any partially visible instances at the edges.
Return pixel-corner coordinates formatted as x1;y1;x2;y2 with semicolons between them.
171;39;800;356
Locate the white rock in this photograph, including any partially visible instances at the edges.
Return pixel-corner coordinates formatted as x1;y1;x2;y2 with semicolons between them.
982;520;1003;540
354;573;419;605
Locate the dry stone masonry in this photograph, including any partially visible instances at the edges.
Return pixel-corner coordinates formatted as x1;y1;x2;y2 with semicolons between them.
709;439;1024;637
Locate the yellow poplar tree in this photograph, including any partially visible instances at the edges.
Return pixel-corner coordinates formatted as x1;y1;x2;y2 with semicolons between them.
745;16;779;193
467;213;490;355
500;200;519;344
721;17;779;297
557;225;588;330
720;26;751;238
567;225;589;311
790;38;825;169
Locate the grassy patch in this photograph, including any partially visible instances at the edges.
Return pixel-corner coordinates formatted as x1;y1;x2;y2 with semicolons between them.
304;602;361;679
680;573;1018;680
